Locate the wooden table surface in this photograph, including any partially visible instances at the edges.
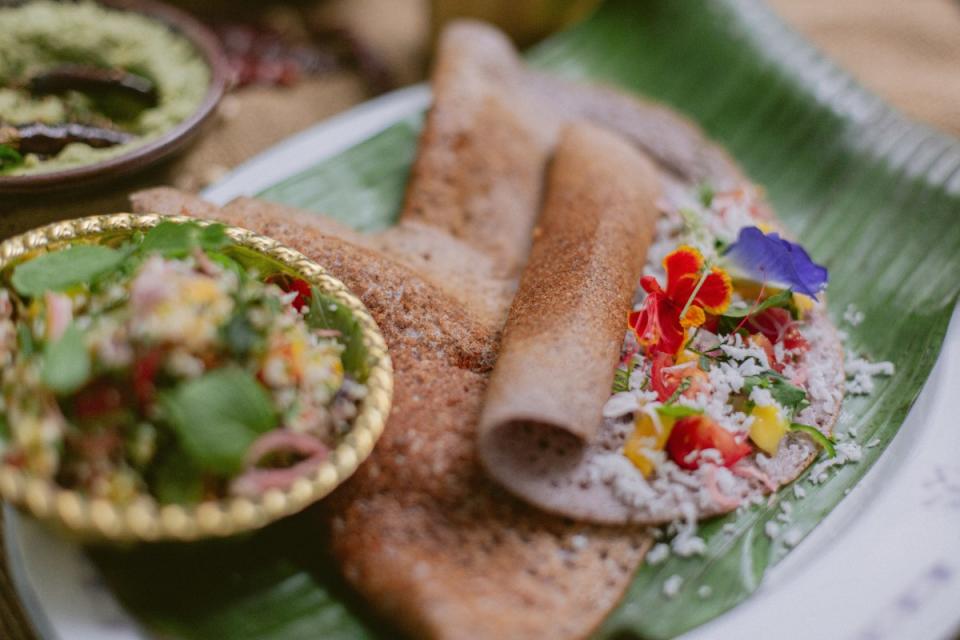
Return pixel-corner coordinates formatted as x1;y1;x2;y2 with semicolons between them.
2;0;959;637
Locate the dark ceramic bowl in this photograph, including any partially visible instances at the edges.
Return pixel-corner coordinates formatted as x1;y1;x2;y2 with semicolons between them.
0;0;229;195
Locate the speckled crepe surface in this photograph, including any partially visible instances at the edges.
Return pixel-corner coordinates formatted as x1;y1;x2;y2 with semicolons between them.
478;122;660;513
131;187;652;640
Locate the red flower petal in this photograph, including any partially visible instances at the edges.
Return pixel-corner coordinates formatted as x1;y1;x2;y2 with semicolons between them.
663;246;703;301
640;274;664;295
694;267;733;313
650;352;678;402
629;292;686;357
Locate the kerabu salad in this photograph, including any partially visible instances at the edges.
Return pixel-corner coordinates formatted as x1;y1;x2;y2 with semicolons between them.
0;221;368;506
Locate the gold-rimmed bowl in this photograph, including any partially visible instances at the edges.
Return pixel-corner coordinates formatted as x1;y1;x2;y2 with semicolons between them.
0;213;393;543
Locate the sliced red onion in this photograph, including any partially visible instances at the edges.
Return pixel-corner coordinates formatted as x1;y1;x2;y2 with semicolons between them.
230;430;329;498
243;429;328;467
44;291;72;342
704;465;741;510
731;462;778;493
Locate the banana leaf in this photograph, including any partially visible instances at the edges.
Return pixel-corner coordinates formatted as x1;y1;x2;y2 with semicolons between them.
91;0;960;638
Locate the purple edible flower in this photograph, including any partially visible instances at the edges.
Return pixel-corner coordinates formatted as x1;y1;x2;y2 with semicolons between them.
725;226;828;297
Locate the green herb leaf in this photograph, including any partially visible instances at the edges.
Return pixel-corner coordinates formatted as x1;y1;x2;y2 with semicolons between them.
198;224;231;251
743;372;809;412
11;245;125;297
16;323;34;357
0;144;24;172
789;423;836;457
697;182;715;207
139;222;231;257
721;289;795;318
160;367;277;475
151;452;205;505
612;367;630;393
206;251;244;276
41;324;91;395
665;377;692;404
307;287;369;382
221;310;261;357
656;404;703;418
139;222;195;256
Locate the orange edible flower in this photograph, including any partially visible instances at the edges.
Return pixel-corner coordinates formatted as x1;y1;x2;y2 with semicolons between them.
629;246;732;356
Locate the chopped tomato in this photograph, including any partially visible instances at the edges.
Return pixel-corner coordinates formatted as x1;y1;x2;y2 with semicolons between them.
650;353;709;402
748;333;783;373
73;382;124;420
267;275;312;312
746;307;809;351
666;415;752;470
133;348;165;407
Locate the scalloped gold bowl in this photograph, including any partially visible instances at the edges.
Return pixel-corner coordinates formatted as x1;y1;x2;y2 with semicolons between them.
0;213;393;543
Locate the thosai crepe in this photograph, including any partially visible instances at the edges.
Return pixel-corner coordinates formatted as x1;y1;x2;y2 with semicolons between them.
132;18;846;640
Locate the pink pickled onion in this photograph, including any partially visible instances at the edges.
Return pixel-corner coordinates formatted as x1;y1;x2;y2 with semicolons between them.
230;430;329;498
731;462;778;493
704;465;741;510
244;429;327;467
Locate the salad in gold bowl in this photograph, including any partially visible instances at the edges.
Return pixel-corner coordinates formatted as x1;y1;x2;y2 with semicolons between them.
0;214;392;542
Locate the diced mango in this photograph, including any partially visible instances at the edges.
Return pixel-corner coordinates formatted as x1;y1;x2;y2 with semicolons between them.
624;411;676;477
748;404;789;456
733;278;815;317
756;222;775;234
793;293;814;315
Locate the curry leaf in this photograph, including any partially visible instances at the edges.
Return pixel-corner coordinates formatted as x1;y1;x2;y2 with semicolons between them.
743;372;809;412
0;144;23;172
307;287;369;382
721;289;795;318
11;245;124;297
159;367;277;476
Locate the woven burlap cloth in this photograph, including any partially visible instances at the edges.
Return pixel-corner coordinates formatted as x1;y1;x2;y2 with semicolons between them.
1;0;958;637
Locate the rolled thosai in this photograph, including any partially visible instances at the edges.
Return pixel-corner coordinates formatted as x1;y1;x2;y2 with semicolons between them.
400;20;557;277
478;122;661;517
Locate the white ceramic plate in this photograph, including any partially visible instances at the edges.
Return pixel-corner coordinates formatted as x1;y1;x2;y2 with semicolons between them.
6;85;960;640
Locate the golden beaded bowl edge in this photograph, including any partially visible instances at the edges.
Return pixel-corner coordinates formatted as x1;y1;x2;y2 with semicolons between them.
0;213;393;543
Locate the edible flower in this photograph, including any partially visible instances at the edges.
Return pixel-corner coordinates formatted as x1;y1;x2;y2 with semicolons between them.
629;246;733;356
725;226;828;298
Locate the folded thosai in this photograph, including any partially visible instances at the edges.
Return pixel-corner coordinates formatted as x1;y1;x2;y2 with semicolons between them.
477;183;844;525
133;18;846;640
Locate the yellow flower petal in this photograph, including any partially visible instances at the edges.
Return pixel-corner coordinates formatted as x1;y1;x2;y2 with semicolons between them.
680;305;705;328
